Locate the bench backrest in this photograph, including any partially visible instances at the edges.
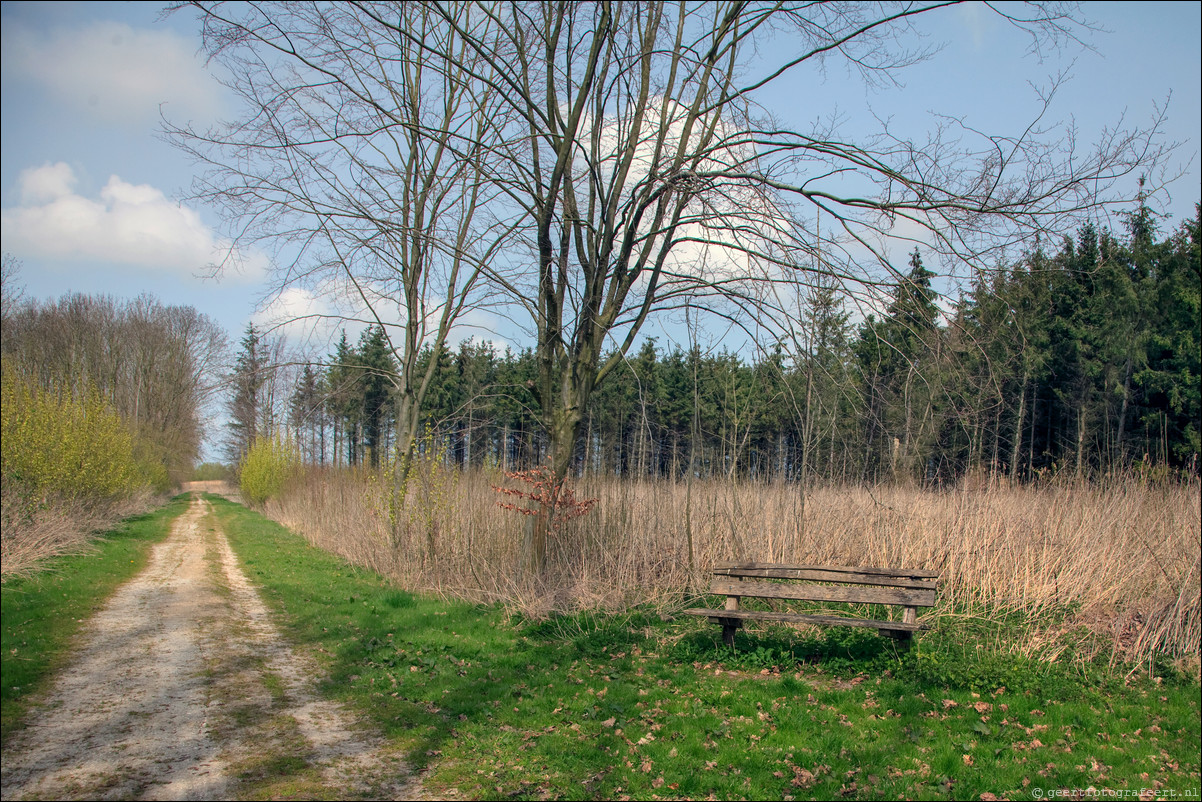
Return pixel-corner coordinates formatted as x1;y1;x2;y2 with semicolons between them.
711;562;938;608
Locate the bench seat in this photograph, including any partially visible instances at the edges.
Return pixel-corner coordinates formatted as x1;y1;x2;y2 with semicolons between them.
682;607;929;632
687;562;939;648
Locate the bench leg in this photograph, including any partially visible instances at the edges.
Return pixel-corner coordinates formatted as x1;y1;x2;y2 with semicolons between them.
722;593;741;649
879;629;913;651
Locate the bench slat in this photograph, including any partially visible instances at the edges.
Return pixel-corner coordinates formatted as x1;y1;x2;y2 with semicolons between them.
715;562;938;580
682;608;928;632
713;565;936;590
710;577;936;607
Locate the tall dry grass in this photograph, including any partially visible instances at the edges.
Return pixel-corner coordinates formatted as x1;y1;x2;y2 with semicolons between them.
0;487;156;580
263;464;1200;665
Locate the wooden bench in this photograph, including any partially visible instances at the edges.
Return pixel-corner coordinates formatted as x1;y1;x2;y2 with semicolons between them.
684;562;939;649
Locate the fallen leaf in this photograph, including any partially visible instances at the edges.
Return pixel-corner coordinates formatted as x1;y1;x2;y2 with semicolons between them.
791;767;817;788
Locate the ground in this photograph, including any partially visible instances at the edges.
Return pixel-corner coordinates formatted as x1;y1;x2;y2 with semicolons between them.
0;492;419;801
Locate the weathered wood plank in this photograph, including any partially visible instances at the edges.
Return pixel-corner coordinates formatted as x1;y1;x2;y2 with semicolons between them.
714;562;939;580
709;577;936;607
682;607;928;632
711;565;937;590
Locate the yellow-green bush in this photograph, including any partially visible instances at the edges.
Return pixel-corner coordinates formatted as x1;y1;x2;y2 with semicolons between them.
191;462;231;482
1;368;140;504
130;437;173;495
239;433;301;505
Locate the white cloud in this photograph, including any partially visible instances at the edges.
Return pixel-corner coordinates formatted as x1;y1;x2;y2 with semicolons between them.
253;287;335;343
1;20;223;125
19;161;76;205
0;162;265;282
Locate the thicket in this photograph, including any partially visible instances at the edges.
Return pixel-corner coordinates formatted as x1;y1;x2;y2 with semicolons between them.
0;270;226;577
0;367;151;576
1;288;226;486
1;367;141;502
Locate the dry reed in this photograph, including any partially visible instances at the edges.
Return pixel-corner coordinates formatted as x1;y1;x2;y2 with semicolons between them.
0;487;156;580
262;465;1200;665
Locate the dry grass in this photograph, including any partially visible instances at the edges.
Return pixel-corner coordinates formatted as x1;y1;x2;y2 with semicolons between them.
0;487;157;580
262;465;1200;665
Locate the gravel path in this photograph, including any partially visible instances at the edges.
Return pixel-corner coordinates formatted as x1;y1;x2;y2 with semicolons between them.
0;494;419;801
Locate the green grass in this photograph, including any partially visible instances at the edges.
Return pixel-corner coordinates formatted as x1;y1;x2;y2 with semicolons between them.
1;494;190;740
210;494;1201;801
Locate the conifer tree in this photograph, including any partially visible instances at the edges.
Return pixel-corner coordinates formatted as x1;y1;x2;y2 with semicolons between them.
226;324;266;466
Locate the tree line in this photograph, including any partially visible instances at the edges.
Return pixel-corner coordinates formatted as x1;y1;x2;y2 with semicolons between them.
2;271;227;489
238;205;1197;484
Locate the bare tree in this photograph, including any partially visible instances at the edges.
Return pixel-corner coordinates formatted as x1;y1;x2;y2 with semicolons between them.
168;1;511;475
172;1;1165;574
413;1;1163;570
1;254;24;324
2;292;226;483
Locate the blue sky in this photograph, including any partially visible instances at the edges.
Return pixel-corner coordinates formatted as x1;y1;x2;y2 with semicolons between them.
2;0;1199;348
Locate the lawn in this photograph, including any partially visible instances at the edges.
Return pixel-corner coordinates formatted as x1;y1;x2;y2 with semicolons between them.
209;494;1201;800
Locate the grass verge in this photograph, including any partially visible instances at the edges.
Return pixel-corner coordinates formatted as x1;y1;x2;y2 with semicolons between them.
1;493;190;741
211;494;1201;801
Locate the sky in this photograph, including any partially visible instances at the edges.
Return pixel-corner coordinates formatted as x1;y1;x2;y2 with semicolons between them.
2;1;1199;351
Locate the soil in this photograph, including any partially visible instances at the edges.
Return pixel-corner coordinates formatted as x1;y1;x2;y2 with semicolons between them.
0;493;420;801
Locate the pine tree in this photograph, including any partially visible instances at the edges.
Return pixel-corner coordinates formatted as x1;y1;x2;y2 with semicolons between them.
288;364;322;463
357;326;397;469
226;324;266;466
855;249;941;482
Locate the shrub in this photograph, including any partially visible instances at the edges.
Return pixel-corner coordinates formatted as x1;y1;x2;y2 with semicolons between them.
0;367;140;506
191;462;232;481
239;433;301;505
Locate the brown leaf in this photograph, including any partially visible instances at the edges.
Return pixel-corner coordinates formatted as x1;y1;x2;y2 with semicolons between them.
791;767;816;788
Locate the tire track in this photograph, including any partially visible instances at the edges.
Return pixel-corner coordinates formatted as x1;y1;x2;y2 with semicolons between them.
1;494;418;801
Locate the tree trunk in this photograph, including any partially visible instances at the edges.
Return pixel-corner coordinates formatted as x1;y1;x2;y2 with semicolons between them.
1075;405;1087;476
1116;354;1133;467
1010;372;1028;481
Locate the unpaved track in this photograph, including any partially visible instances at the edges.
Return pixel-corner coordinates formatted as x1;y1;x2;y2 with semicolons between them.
1;494;418;801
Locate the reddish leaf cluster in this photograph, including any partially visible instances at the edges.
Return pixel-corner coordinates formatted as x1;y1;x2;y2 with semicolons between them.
490;466;597;527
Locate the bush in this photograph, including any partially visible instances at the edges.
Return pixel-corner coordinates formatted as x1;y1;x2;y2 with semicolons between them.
239;433;301;505
1;368;140;506
191;462;231;481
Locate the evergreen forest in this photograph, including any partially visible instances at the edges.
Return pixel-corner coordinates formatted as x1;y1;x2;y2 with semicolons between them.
257;206;1199;485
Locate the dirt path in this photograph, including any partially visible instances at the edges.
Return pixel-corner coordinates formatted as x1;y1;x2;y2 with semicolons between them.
0;494;419;801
